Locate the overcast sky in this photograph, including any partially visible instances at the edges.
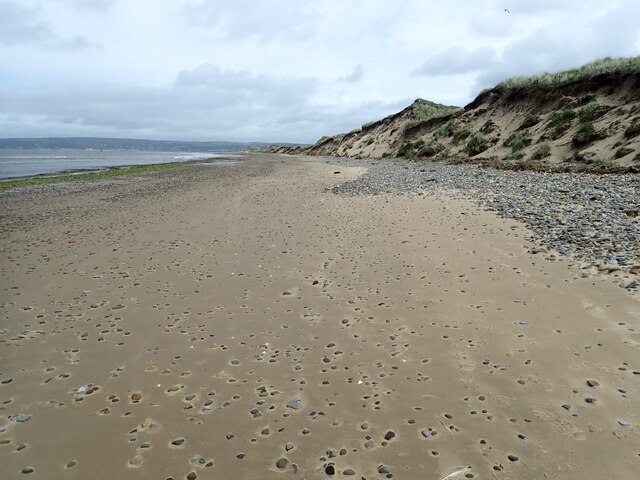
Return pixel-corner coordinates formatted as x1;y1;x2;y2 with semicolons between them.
1;0;639;143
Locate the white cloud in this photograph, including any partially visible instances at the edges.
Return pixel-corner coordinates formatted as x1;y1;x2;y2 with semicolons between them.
413;47;497;76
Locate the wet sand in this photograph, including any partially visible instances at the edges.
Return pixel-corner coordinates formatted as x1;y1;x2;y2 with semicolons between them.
1;154;639;479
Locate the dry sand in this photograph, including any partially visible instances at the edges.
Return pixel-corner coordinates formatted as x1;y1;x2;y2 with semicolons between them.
1;154;639;479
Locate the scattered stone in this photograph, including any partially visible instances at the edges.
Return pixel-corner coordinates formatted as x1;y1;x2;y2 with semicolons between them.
618;419;630;427
287;398;302;410
384;430;396;440
332;160;640;271
586;380;600;387
508;455;519;462
171;437;185;446
276;458;289;469
421;429;431;438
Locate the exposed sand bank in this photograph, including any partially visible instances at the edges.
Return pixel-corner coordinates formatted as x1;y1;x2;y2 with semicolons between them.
1;154;638;479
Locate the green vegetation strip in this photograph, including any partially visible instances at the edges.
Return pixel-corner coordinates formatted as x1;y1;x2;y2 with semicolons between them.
0;162;183;191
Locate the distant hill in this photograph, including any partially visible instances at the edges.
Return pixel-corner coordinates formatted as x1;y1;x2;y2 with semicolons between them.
259;57;640;172
0;137;292;152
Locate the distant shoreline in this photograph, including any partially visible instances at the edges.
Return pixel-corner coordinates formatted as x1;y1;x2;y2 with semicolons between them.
0;147;244;181
0;156;241;190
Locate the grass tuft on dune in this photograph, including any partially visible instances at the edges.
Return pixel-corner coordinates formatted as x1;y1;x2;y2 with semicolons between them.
496;56;640;90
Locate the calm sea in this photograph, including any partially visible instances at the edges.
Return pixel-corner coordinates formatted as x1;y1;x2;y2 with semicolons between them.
0;149;241;179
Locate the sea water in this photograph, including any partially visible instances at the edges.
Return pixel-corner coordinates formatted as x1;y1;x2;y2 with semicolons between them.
0;149;241;179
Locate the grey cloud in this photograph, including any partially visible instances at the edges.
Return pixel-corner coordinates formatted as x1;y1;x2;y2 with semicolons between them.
0;1;52;46
276;98;411;139
174;64;318;107
0;64;394;142
72;0;114;10
183;0;315;41
0;0;93;49
413;47;497;77
339;65;365;83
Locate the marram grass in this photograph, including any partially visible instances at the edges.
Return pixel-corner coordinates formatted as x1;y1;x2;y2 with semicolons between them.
405;100;460;129
497;56;640;90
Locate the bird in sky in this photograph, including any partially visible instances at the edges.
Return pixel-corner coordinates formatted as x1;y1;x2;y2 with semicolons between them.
505;8;511;14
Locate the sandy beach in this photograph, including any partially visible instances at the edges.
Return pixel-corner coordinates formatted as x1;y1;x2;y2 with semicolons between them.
1;154;639;479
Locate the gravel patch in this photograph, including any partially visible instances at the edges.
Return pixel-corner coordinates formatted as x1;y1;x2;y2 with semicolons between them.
329;158;640;290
